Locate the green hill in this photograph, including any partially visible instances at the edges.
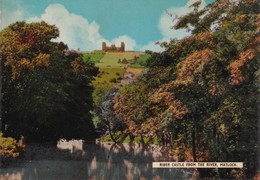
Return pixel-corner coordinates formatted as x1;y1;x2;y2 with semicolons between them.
83;50;105;63
84;51;150;88
96;52;143;68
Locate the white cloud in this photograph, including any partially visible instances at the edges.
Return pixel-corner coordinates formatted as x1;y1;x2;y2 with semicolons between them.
111;35;137;51
139;40;165;52
27;4;136;51
187;0;206;7
1;1;208;52
25;1;207;52
0;0;27;30
160;0;206;39
28;4;105;51
140;0;206;52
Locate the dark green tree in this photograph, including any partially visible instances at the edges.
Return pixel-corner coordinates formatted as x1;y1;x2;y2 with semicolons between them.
1;21;98;142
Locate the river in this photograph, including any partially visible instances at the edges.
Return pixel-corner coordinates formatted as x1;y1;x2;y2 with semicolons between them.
0;140;192;180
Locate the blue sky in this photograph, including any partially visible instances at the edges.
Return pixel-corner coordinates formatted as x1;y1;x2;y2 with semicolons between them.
0;0;214;51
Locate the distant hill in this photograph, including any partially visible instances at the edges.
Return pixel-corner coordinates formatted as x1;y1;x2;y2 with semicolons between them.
83;51;150;69
82;51;150;88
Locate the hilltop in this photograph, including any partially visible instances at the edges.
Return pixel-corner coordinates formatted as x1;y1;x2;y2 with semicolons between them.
82;50;150;88
83;50;149;67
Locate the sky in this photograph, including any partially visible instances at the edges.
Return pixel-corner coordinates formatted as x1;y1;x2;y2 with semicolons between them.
0;0;214;52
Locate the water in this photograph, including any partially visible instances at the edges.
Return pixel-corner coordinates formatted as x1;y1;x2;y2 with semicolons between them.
0;140;192;180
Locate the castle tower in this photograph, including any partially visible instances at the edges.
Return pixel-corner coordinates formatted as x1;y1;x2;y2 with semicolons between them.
102;42;125;52
121;42;125;52
102;42;106;51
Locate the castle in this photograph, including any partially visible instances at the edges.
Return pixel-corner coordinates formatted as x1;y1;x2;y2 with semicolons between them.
102;42;125;52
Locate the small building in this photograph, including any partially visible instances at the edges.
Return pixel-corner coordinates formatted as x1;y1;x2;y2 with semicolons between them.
102;42;125;52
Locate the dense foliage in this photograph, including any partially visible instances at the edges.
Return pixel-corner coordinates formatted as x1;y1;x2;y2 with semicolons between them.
0;132;25;159
1;21;98;142
114;0;259;178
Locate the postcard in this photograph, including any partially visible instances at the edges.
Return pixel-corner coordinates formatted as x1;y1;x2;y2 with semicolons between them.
0;0;259;179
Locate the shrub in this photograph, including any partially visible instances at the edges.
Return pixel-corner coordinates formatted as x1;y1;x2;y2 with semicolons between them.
152;136;161;145
133;136;141;143
109;78;117;83
0;132;25;158
100;134;112;142
121;58;128;64
123;135;131;143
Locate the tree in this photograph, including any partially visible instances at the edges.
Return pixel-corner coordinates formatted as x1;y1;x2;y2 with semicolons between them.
113;0;259;178
100;88;125;143
1;21;98;142
114;81;156;143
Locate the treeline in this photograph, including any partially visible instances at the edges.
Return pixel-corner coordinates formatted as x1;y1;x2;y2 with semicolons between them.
113;0;259;179
1;21;98;142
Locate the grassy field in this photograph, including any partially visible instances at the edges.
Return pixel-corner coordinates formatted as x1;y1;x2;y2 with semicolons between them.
83;50;105;63
92;68;125;88
126;68;144;77
90;51;147;88
96;52;142;68
130;54;151;68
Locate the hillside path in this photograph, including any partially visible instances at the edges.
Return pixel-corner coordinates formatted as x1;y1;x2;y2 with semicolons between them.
114;71;138;89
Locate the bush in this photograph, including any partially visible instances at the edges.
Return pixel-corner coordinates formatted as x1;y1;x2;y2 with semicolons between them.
92;86;110;107
109;78;117;83
0;132;25;158
100;134;112;142
121;58;128;64
152;136;161;145
123;135;131;143
133;136;141;143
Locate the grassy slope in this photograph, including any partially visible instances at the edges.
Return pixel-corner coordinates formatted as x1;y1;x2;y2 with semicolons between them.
91;51;147;88
83;51;105;63
92;68;125;88
96;52;141;68
130;54;150;68
126;68;144;77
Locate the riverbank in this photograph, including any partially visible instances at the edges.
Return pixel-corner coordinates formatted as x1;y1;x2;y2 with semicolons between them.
0;140;192;179
97;141;173;162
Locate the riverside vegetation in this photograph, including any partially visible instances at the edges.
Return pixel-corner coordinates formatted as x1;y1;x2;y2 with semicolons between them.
0;0;259;179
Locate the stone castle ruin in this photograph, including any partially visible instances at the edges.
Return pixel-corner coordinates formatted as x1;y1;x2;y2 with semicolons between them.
102;42;125;52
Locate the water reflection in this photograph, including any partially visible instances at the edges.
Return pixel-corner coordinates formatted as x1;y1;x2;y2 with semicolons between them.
0;172;22;180
0;140;192;180
57;139;85;155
